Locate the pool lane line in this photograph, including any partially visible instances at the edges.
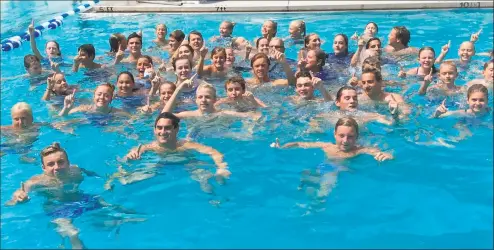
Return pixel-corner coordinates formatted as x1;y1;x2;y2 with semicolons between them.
1;0;101;52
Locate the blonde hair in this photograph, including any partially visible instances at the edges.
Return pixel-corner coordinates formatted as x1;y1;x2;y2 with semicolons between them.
196;83;217;98
440;61;458;72
11;102;33;117
40;142;69;166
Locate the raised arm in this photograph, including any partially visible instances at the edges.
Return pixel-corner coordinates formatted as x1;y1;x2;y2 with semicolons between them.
435;40;450;64
42;76;54;101
59;89;77;116
5;178;38;206
312;76;332;102
273;51;296;85
162;74;196;113
197;47;208;78
350;37;366;67
28;20;43;60
418;70;434;95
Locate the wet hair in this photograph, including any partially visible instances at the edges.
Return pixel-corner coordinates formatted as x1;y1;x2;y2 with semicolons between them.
250;53;271;68
197;83;217;98
211;47;227;59
366;22;379;33
393;26;411;47
160;81;176;93
361;68;383;82
304;33;319;48
291;20;306;38
225;76;246;91
467;84;489;99
295;70;312;79
366;37;382;49
188;31;204;43
439;61;458;73
117;71;135;84
11;102;33;117
336;86;357;102
334;117;359;138
222;21;236;32
23;55;40;69
269;37;285;52
484;59;494;71
78;44;96;59
172;56;193;71
46;41;61;56
418;46;438;74
256;37;268;49
154;112;180;128
311;49;327;71
40;142;69;166
138;55;153;65
264;20;278;37
127;32;142;44
362;56;382;71
334;33;349;56
96;83;116;96
156;24;168;33
109;33;125;53
170;30;185;43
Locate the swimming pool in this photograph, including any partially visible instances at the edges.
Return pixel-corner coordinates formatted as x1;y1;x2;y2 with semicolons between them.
1;2;493;248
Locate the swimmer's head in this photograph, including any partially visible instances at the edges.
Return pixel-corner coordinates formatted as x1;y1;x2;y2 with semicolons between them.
172;56;193;80
366;38;382;57
45;40;61;57
175;44;194;62
295;71;315;99
188;30;204;50
335;86;358;111
250;53;270;79
109;33;127;53
482;60;493;82
196;83;217;112
220;21;235;37
155;24;168;39
458;41;475;62
289;20;306;39
306;49;326;71
159;81;176;103
168;30;185;51
51;73;69;95
360;68;383;95
467;84;489;113
117;71;135;94
24;55;42;75
439;61;458;86
225;76;246;99
262;20;277;38
333;33;349;56
77;44;96;63
154;112;180;145
304;33;321;49
40;142;70;176
362;56;382;72
231;37;249;50
364;22;378;36
11;102;33;129
211;47;227;69
388;26;410;47
256;37;270;55
334;117;359;152
93;83;115;108
269;38;285;53
225;47;235;65
418;46;436;71
136;55;153;75
127;32;143;54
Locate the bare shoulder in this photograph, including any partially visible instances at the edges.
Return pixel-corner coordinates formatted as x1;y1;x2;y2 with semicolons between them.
272;79;289;86
176;110;200;118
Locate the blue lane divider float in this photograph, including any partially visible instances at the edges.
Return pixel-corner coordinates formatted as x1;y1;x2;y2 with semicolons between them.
1;0;100;52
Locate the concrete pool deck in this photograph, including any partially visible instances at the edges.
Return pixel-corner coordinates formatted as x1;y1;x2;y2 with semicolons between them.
89;0;493;13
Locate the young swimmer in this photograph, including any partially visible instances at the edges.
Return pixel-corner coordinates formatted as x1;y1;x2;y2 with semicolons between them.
161;44;196;72
246;53;296;86
398;45;450;78
260;20;277;40
172;56;200;99
187;31;206;62
115;32;143;64
59;83;131;118
467;60;493;89
291;71;332;103
153;24;168;47
287;20;306;42
255;37;270;56
28;19;62;60
115;71;152;100
139;81;177;114
328;34;352;63
384;26;418;54
135;55;160;90
296;49;329;81
215;76;267;111
108;33;127;55
273;117;393;199
72;44;103;72
298;33;322;60
433;84;491;118
105;112;230;191
210;21;235;44
42;73;78;101
351;21;379;42
167;30;186;55
197;47;230;78
351;37;382;67
418;61;463;97
446;29;482;66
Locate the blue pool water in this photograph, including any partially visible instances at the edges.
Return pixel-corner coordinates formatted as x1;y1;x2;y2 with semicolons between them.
1;2;493;248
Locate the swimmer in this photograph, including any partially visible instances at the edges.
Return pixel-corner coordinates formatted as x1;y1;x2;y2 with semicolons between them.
351;37;382;67
273;117;393;199
42;73;78;101
215;76;267;111
328;34;351;61
72;44;103;72
139;81;177;114
433;84;491;118
172;56;200;98
398;44;450;78
197;47;230;78
255;37;270;56
108;112;231;189
357;68;411;119
166;30;185;55
153;24;168;47
466;60;493;89
260;20;277;40
351;22;379;42
298;33;322;60
59;83;131;118
246;53;296;86
108;33;127;55
115;32;143;64
384;26;418;54
187;31;206;63
162;77;261;120
116;71;151;98
28;19;62;60
291;71;332;103
418;61;463;96
287;20;306;41
296;49;329;81
6;142;136;249
210;21;235;42
225;47;236;68
135;55;162;90
447;29;482;66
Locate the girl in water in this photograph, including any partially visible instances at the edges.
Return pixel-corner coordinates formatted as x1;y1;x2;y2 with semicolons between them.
139;81;177;114
210;21;235;46
108;33;127;55
327;34;352;66
399;44;450;78
418;62;463;97
298;33;323;61
28;20;62;62
286;20;306;45
172;56;200;100
434;84;491;118
351;22;379;42
467;60;493;90
42;73;78;104
296;49;330;81
260;20;277;40
153;24;168;47
246;53;296;86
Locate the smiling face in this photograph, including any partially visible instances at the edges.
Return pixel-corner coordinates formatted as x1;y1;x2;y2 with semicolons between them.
226;82;245;99
458;42;475;62
117;74;135;94
252;57;269;79
360;72;380;95
189;34;203;50
136;57;152;74
306;50;320;69
257;38;269;55
225;48;235;65
52;73;69;94
178;46;193;61
467;91;488;113
160;83;176;103
484;62;494;82
212;51;226;69
367;39;381;56
333;35;347;55
418;49;435;69
334;125;357;152
289;21;301;37
42;151;70;177
127;37;142;54
261;21;276;37
93;85;113;108
175;58;191;80
169;36;178;50
156;25;167;39
154;118;178;145
219;22;232;37
195;87;216;112
295;77;315;99
306;34;321;50
336;89;358;111
438;64;458;85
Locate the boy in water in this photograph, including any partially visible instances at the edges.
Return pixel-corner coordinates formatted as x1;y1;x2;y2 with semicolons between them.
384;26;418;55
215;76;267;111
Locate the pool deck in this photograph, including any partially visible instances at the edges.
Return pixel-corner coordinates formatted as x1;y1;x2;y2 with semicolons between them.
89;0;494;13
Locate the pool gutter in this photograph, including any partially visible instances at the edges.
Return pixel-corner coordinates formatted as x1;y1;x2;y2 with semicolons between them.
88;0;494;13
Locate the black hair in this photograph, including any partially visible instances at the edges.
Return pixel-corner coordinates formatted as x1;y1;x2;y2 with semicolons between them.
23;54;40;69
366;37;382;49
155;112;180;128
117;71;135;83
334;33;349;56
127;32;142;44
78;44;96;59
